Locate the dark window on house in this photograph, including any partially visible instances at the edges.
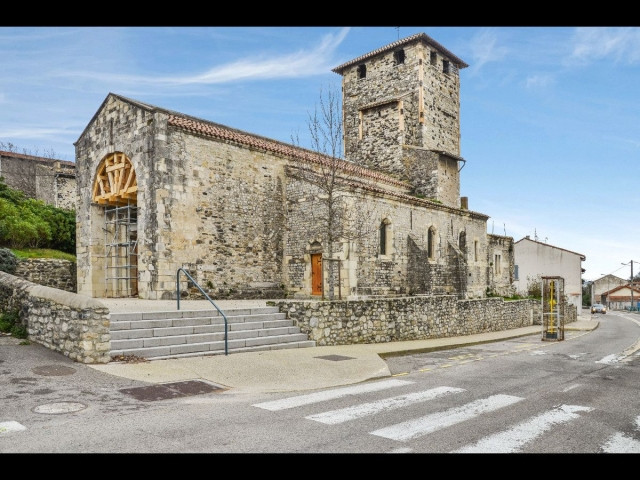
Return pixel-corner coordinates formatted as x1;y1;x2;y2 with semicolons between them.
430;51;437;66
427;226;436;259
443;60;450;74
357;64;367;79
514;265;519;281
394;49;405;65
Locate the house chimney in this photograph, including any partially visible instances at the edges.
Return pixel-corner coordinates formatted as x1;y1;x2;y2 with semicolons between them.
460;197;468;209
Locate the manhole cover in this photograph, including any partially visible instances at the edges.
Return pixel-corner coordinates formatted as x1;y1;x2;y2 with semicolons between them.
314;355;355;362
33;402;87;414
32;365;76;376
120;380;224;402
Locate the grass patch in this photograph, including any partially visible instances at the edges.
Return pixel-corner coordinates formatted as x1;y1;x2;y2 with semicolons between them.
0;309;28;339
10;248;76;263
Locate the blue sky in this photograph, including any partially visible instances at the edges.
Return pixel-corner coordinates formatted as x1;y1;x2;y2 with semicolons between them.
1;26;638;283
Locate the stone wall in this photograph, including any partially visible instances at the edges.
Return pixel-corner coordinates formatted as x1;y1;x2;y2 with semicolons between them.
284;168;494;299
277;296;570;346
341;40;462;180
14;258;77;293
0;151;76;210
0;271;110;364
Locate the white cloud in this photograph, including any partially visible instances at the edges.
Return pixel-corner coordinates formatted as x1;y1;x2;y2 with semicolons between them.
524;74;554;89
568;27;640;66
467;28;509;75
56;27;351;88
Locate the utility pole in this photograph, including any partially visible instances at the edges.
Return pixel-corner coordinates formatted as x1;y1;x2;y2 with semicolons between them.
622;261;635;310
600;274;610;309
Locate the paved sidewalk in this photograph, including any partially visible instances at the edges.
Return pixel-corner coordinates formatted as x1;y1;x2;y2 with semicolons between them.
89;299;601;394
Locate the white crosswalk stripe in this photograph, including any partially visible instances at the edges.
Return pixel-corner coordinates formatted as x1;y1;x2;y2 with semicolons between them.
453;404;593;453
252;382;640;452
252;378;414;411
306;386;465;425
370;394;524;442
601;432;640;453
601;415;640;453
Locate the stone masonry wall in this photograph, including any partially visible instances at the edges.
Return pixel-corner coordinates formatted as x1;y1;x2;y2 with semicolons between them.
14;258;77;293
284;168;490;299
277;296;558;346
341;41;461;181
0;271;110;364
0;152;76;210
162;129;288;300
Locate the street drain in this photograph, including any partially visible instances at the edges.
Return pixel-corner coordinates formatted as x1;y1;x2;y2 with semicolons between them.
32;365;77;376
315;355;355;362
119;380;224;402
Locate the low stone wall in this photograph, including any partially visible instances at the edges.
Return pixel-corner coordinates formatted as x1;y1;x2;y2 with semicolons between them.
277;295;567;346
0;271;110;364
14;258;77;293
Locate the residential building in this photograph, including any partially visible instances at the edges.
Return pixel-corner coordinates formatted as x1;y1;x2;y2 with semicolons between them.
513;236;585;310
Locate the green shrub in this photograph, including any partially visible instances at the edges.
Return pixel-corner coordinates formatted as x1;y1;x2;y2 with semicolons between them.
0;177;75;254
0;309;25;339
10;323;28;339
0;247;18;274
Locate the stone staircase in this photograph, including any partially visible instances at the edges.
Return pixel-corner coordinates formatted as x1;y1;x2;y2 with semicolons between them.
109;306;316;360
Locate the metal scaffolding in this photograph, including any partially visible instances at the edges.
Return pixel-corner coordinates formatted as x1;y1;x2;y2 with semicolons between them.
103;202;138;297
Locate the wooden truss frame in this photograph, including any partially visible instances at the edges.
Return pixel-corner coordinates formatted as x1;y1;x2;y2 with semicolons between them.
92;152;137;205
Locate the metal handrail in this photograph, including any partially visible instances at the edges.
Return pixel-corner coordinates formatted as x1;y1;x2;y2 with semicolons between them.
176;267;228;355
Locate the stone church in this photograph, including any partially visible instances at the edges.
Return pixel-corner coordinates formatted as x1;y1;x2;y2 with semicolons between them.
74;32;514;301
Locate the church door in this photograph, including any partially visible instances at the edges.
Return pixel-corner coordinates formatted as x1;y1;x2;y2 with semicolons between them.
311;253;323;296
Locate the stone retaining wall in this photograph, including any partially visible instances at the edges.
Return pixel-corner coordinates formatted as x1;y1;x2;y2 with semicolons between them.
0;271;110;364
14;258;77;293
277;296;573;346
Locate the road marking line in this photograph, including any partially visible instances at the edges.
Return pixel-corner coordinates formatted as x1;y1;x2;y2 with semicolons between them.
601;432;640;453
453;404;593;453
252;378;414;411
0;421;26;435
596;354;622;364
306;386;465;425
370;394;524;441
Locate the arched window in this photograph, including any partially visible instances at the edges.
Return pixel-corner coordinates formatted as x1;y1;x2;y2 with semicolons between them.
427;226;436;259
459;231;466;253
380;219;390;256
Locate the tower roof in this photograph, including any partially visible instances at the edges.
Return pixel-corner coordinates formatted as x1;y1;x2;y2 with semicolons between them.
332;32;469;75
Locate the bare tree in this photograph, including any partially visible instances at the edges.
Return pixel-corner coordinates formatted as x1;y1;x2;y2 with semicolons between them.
290;85;377;300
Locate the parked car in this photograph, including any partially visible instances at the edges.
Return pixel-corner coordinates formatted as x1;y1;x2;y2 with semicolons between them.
591;303;607;314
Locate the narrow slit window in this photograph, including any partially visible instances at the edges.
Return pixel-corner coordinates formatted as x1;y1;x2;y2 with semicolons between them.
394;49;405;65
427;227;436;259
430;51;437;66
380;219;390;255
443;60;450;74
357;64;367;79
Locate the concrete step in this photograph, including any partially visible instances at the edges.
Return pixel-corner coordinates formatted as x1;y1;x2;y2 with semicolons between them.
108;307;315;360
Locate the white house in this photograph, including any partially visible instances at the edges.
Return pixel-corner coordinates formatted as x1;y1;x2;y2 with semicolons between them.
513;236;585;310
603;284;640;311
590;274;627;308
